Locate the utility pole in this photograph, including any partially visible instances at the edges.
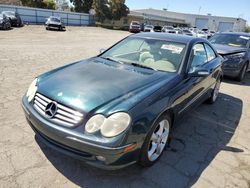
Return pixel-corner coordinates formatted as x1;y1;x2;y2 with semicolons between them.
198;6;201;15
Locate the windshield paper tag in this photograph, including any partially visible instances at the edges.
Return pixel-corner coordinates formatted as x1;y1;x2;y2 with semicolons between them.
161;44;183;54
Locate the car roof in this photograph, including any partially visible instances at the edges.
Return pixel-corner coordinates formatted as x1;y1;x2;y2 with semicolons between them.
49;16;61;19
132;32;205;44
218;32;250;37
2;11;14;13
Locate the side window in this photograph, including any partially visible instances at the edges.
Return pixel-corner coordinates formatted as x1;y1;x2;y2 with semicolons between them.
204;43;216;61
190;43;208;68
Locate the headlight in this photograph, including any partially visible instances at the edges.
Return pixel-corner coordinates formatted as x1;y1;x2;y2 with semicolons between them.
101;112;131;137
225;52;245;62
85;112;131;137
85;114;105;133
26;78;38;102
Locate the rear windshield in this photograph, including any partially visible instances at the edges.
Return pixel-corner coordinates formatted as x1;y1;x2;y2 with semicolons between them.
209;34;249;48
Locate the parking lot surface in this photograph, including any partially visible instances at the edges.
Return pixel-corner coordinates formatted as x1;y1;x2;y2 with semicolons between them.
0;26;250;188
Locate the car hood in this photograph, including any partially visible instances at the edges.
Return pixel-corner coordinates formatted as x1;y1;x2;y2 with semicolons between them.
212;44;246;55
37;58;175;114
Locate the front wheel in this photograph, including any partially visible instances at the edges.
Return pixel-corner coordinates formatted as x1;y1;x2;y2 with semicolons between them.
139;114;171;167
236;63;247;82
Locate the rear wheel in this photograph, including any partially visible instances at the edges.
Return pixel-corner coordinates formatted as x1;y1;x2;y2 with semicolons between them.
207;78;221;104
236;63;247;82
139;114;171;167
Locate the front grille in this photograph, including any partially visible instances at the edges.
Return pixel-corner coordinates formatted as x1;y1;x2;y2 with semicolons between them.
48;24;60;27
33;93;83;127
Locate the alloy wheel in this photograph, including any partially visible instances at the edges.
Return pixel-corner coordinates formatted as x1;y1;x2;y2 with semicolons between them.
212;79;221;102
147;119;170;161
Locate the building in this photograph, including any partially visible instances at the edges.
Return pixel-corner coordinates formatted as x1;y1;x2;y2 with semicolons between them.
111;8;246;32
0;0;22;6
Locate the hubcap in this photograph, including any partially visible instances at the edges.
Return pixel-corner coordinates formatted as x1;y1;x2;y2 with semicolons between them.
212;79;221;101
147;119;170;161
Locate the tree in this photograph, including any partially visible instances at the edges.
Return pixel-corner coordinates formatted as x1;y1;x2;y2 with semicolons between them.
21;0;56;9
108;0;129;20
55;0;70;11
245;25;250;33
43;0;56;9
69;0;93;13
92;0;129;22
92;0;111;22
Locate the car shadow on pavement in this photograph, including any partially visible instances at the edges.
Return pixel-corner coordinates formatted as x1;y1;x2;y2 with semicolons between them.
35;92;243;188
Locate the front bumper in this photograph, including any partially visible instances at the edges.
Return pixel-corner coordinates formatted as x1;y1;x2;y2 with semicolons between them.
21;96;138;170
223;67;241;77
47;24;65;29
129;28;140;33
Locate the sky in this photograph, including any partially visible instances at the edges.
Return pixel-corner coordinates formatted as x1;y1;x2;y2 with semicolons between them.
126;0;250;24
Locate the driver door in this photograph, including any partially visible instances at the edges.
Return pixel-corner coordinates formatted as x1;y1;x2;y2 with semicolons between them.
174;43;210;115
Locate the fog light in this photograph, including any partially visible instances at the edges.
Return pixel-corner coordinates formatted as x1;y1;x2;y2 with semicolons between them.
96;155;106;162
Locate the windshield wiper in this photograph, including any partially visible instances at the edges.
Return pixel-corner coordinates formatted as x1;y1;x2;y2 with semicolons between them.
131;63;157;71
101;57;123;64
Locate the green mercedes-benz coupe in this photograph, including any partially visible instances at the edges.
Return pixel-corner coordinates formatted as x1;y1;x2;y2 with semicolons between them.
22;33;223;169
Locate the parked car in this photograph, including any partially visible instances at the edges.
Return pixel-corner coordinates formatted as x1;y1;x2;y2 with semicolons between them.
202;29;215;39
129;21;141;33
2;11;22;27
209;32;250;81
45;16;65;31
153;25;162;32
162;26;176;33
144;25;154;32
0;13;11;30
196;31;208;39
22;33;223;170
174;28;183;34
182;29;194;36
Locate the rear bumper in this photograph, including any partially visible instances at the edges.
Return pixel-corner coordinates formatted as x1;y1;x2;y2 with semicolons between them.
21;96;138;170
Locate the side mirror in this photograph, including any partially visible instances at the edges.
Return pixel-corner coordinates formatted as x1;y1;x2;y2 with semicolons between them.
99;48;106;54
188;67;210;77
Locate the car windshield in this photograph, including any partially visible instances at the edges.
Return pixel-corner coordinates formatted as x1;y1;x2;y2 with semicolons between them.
131;22;140;25
100;37;186;73
209;34;249;48
146;25;153;28
50;17;60;22
183;30;192;33
3;11;14;16
165;26;174;30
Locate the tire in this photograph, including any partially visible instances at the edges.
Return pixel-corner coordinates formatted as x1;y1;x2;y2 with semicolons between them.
236;63;247;82
207;78;221;104
139;114;172;167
